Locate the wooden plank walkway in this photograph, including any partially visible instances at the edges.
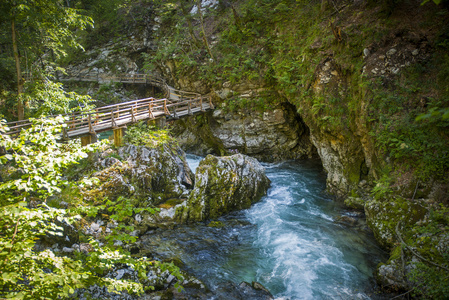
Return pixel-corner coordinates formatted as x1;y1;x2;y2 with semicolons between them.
5;96;213;139
58;72;201;103
7;73;213;141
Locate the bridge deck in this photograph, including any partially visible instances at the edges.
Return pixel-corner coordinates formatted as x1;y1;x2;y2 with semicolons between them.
6;96;213;140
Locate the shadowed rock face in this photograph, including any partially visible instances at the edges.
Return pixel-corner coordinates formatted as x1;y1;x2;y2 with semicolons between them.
172;102;317;162
176;154;270;223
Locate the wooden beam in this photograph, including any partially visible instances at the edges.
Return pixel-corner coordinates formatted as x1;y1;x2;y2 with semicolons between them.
81;133;97;146
81;135;91;146
113;127;124;147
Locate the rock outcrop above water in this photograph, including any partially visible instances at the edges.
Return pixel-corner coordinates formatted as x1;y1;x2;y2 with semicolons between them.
176;154;270;223
82;143;194;206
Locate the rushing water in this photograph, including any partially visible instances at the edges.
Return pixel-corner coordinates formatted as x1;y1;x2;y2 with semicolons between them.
142;155;388;299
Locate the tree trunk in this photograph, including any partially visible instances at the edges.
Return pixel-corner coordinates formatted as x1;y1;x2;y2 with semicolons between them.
179;0;201;49
321;0;327;13
196;0;214;62
12;18;24;120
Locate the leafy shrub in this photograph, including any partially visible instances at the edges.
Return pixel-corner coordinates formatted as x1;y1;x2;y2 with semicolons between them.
0;118;183;299
123;121;176;147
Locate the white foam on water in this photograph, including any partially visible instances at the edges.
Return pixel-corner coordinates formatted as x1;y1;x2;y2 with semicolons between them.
186;154;202;173
179;156;385;299
244;161;383;300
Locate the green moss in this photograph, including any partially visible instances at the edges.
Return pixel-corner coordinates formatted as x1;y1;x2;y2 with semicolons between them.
207;221;225;228
344;196;365;210
389;245;403;261
365;196;428;249
158;198;184;209
178;154;269;223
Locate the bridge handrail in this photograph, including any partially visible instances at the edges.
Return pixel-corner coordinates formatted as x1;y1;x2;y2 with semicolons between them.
5;94;213;138
58;71;203;102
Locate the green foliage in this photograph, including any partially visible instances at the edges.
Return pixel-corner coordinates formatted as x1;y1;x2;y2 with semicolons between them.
369;63;449;181
0;119;183;298
404;205;449;298
24;80;94;116
0;117;101;204
0;203;149;299
123;121;176;147
371;167;394;200
1;0;94;58
0;0;94;119
103;196;158;246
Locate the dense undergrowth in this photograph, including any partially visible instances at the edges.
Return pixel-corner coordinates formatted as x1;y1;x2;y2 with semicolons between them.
0;119;183;299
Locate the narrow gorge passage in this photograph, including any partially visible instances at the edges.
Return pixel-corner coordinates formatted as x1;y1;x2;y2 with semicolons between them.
142;155;388;299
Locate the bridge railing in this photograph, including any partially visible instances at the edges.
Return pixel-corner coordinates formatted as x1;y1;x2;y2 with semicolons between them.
58;72;205;103
5;94;213;139
59;72;169;94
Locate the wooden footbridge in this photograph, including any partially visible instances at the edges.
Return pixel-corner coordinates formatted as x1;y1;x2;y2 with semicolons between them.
58;72;196;102
6;73;213;146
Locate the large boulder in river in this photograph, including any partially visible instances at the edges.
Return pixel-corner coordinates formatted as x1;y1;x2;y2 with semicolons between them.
82;143;194;206
176;154;270;223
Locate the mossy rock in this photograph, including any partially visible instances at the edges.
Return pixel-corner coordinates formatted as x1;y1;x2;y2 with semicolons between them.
365;197;427;249
344;196;365;210
177;154;270;223
207;221;225;228
80;143;194;206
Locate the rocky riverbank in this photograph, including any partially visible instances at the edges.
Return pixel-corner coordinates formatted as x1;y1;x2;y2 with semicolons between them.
59;135;274;299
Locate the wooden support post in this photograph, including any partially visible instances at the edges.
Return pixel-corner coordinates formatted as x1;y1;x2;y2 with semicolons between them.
81;133;97;146
131;107;136;123
81;135;91;146
71;113;75;129
173;108;178;119
209;96;214;109
148;116;166;129
95;108;99;125
200;96;205;112
113;127;124;147
62;127;69;141
164;99;170;115
88;114;94;133
111;110;117;128
149;101;154;119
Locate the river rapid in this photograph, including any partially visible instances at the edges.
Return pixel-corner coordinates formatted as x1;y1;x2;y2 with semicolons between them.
141;155;388;299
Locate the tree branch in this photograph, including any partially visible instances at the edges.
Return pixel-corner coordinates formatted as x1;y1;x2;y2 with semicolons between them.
395;221;449;272
10;218;21;254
